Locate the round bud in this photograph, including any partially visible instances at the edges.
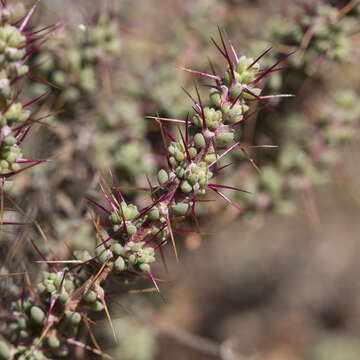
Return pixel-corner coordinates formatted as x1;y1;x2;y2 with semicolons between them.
174;149;185;162
169;156;178;167
209;88;222;107
19;330;29;339
215;132;234;146
30;306;45;325
58;290;69;305
187;173;198;186
139;263;150;272
64;279;74;293
114;256;126;272
181;180;193;194
157;169;168;185
148;207;160;221
175;166;185;178
89;300;104;312
127;224;137;236
66;312;81;325
18;317;27;330
204;153;216;164
37;283;46;294
189;147;197;159
109;212;121;225
0;340;10;360
83;291;97;303
96;244;111;264
229;83;243;101
46;282;56;293
47;335;60;348
112;243;125;256
194;133;206;149
143;247;155;256
3;136;16;146
243;87;261;100
171;202;190;216
128;254;136;265
131;242;144;252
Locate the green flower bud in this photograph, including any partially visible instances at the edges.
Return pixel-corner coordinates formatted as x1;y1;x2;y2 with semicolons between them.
64;279;74;293
58;290;69;305
188;173;198;186
175;166;185;178
109;212;121;225
181;180;193;194
139;263;150;272
74;250;92;261
194;133;206;148
143;247;155;256
15;65;29;77
46;282;56;293
229;83;243;101
30;306;45;325
89;300;104;312
52;71;67;87
114;256;126;272
3;136;16;146
157;169;168;185
192;114;203;128
37;283;46;293
47;335;60;348
19;330;29;339
209;88;221;107
131;242;144;252
174;149;185;162
66;311;81;325
83;290;97;303
171;202;190;216
236;56;247;74
189;147;197;158
215;132;234;146
243;87;261;100
112;243;125;256
18;317;27;330
148;207;160;221
169;156;178;167
224;69;232;85
128;254;136;265
121;203;139;221
127;224;137;236
96;244;111;263
204;153;216;164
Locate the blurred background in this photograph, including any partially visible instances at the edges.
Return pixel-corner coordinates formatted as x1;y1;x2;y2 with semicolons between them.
2;0;360;359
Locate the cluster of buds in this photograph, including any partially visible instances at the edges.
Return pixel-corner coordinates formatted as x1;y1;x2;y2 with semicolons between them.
31;14;120;106
2;273;84;359
239;88;360;215
260;0;356;93
0;19;289;358
0;3;54;191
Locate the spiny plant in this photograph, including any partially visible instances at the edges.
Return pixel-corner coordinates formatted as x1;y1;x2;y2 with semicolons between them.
5;12;122;229
30;13;120;109
0;2;57;194
239;89;360;215
209;0;360;220
0;23;291;359
260;0;356;94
